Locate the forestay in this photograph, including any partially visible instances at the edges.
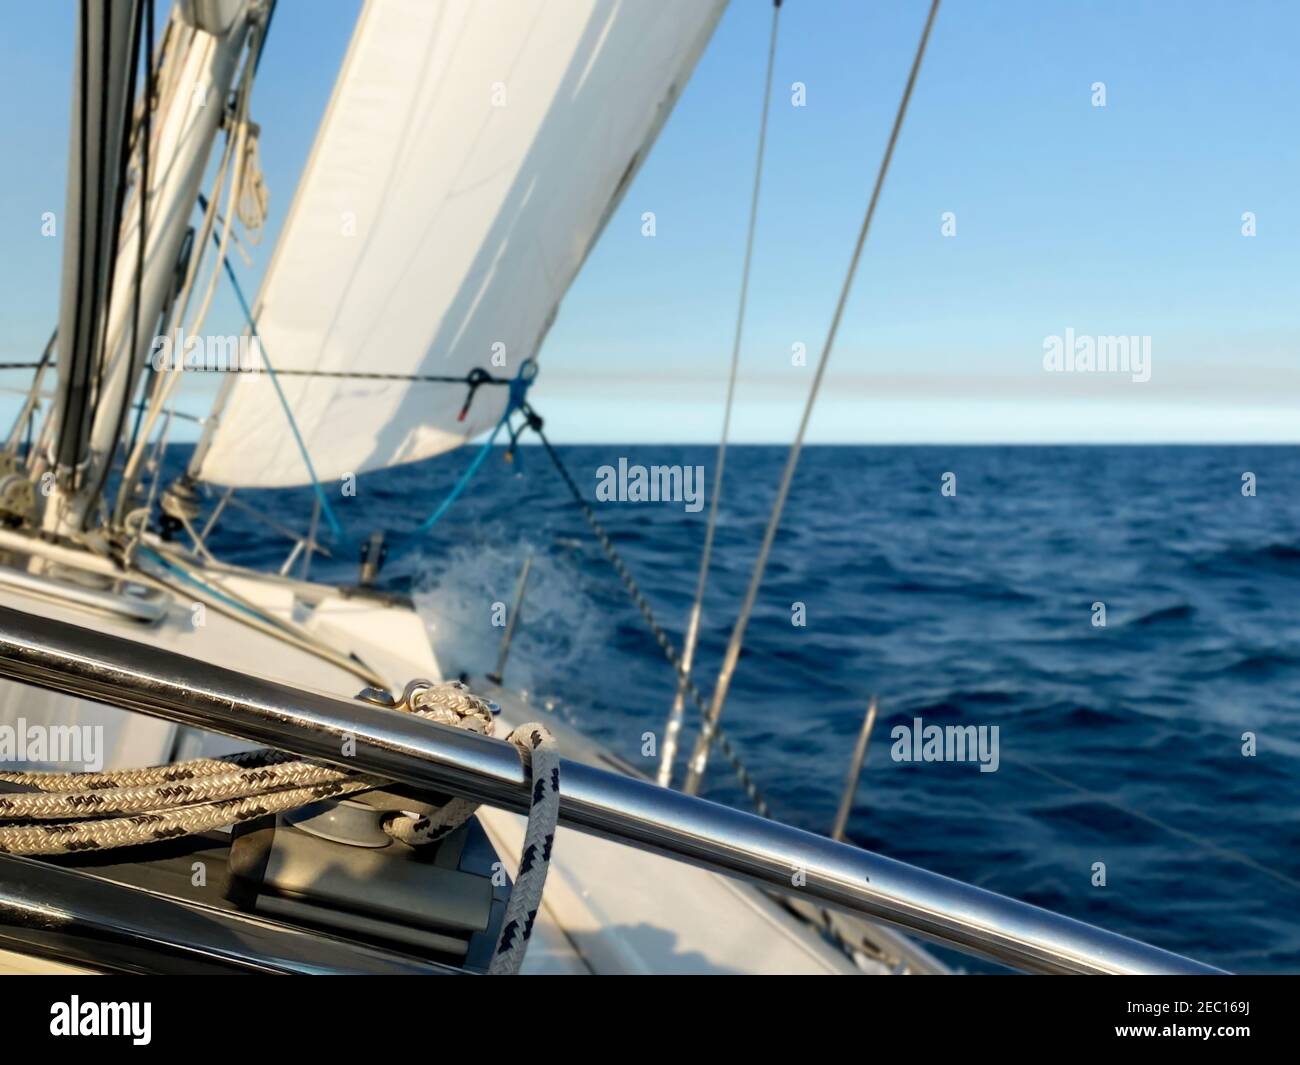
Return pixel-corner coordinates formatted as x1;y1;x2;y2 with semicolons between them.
194;0;725;488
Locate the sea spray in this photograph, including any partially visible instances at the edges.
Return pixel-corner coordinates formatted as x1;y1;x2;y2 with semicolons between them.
411;538;603;726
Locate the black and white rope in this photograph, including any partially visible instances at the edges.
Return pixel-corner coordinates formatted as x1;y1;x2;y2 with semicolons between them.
533;426;771;816
487;723;560;975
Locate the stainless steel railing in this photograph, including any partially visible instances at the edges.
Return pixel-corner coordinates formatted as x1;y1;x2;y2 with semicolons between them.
0;605;1224;975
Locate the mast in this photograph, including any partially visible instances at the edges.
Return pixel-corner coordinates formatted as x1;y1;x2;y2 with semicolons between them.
47;0;143;529
47;0;257;534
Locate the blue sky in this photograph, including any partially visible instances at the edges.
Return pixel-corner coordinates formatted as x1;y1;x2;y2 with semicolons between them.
2;0;1297;443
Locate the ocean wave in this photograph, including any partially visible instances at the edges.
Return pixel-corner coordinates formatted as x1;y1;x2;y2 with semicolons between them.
1192;541;1300;576
1205;651;1300;679
1129;603;1196;627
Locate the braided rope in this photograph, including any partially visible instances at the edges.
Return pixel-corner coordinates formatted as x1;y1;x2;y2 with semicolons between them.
0;779;364;854
0;749;288;791
0;683;492;852
0;758;375;821
488;723;559;975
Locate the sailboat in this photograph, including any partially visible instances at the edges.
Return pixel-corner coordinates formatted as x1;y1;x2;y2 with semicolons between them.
0;0;1220;976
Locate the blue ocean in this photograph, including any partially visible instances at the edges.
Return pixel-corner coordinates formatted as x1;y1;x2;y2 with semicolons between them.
201;443;1300;974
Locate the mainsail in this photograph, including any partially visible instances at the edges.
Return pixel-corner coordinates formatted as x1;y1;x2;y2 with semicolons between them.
194;0;726;488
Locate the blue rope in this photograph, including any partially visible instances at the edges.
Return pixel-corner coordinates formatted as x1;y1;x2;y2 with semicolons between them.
403;358;538;538
203;191;538;550
408;416;507;536
137;545;276;625
214;249;344;540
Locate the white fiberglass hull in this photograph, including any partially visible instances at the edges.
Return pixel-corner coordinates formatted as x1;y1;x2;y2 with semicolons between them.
0;531;902;975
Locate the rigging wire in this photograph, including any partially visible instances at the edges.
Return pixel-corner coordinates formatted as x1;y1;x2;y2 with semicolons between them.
658;0;783;789
180;365;514;385
1008;756;1300;893
205;220;343;540
2;332;55;455
122;226;194;467
531;422;771;817
128;541;384;688
114;14;260;522
683;0;942;795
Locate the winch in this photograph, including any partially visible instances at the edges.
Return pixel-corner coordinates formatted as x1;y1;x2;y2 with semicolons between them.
0;454;38;527
158;476;201;540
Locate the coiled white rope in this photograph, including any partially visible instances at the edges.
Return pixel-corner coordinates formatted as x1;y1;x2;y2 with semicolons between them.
235;126;268;247
0;681;558;975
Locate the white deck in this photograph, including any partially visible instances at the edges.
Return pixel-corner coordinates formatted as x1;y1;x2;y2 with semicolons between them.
0;534;869;975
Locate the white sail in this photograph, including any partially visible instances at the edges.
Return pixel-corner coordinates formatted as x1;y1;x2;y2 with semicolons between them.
194;0;725;488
